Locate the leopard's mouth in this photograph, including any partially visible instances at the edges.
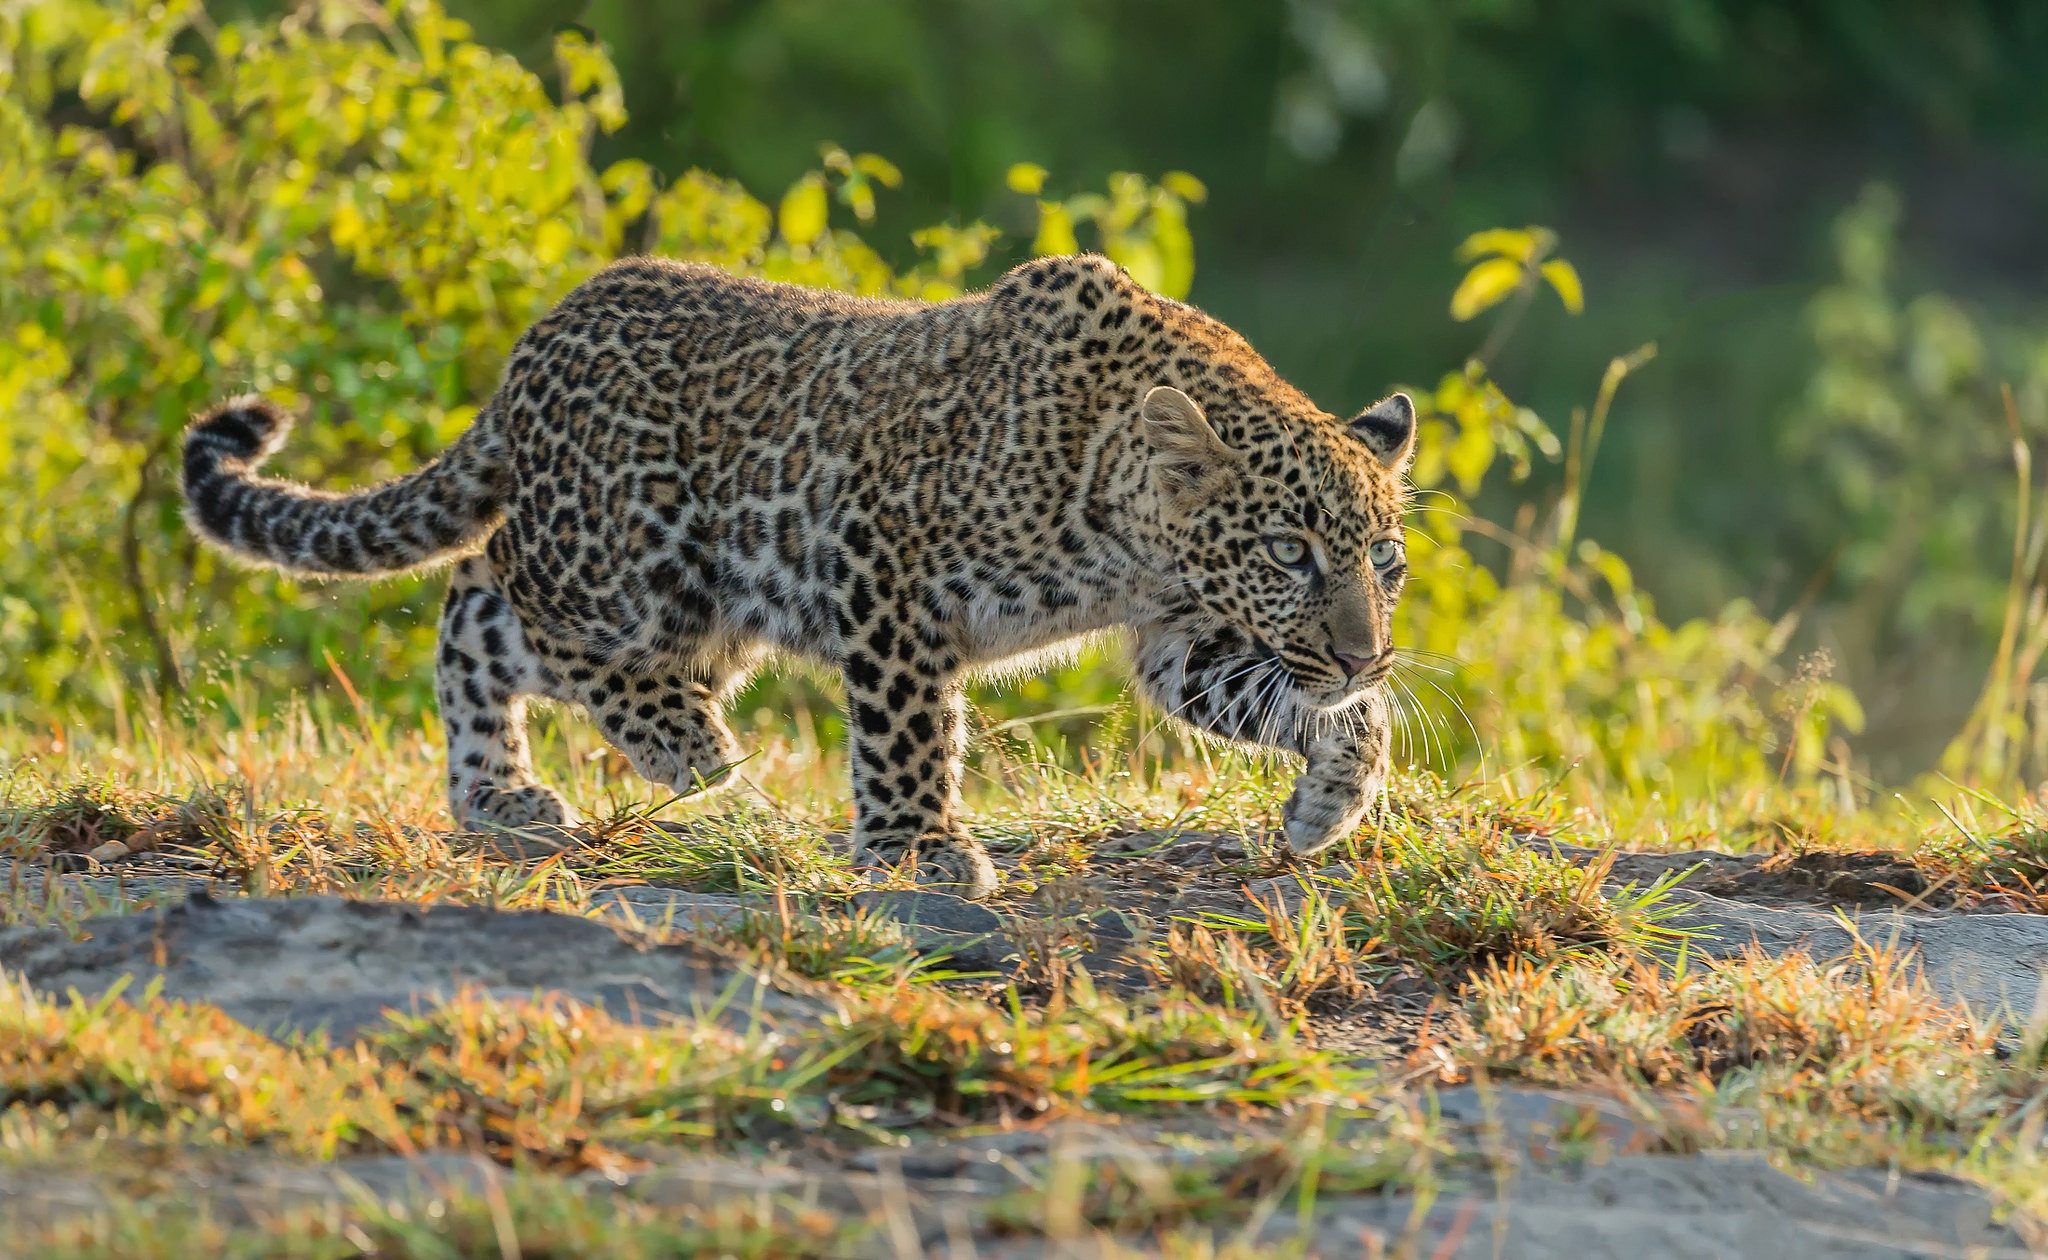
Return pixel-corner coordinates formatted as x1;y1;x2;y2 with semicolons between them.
1302;671;1386;710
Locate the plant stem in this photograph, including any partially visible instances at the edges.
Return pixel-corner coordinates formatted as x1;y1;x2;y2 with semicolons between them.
120;439;184;698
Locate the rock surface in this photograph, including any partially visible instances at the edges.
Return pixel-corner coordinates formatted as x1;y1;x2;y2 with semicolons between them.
1292;1154;2029;1259
0;891;826;1039
0;1104;2026;1259
1662;887;2048;1016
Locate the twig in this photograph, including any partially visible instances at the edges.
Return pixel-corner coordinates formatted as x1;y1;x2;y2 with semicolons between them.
119;435;184;697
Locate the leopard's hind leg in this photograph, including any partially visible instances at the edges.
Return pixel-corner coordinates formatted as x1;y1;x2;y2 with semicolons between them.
535;635;763;799
436;555;576;829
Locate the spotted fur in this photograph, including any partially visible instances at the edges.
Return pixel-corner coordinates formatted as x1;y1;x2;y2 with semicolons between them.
182;254;1415;899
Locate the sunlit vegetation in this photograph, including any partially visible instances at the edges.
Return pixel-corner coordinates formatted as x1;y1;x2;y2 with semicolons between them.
8;1;2048;1254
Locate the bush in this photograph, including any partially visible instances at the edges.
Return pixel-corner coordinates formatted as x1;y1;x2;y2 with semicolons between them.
1;0;1860;820
0;0;1198;726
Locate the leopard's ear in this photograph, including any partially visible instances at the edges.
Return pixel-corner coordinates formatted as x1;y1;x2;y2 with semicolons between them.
1139;386;1239;496
1349;393;1416;472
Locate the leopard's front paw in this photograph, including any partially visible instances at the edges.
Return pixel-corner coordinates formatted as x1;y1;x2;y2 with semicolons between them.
465;783;580;831
1283;696;1391;856
855;832;999;901
1282;787;1371;857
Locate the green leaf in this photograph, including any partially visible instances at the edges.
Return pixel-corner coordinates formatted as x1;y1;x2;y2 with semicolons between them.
852;153;902;187
1454;227;1538;264
846;181;876;222
1160;170;1208;203
1541;259;1584;314
1449;257;1523;321
778;173;829;247
1006;163;1049;195
1030;201;1079;256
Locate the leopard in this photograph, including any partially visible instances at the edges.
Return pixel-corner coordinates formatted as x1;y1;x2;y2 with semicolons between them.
181;253;1415;901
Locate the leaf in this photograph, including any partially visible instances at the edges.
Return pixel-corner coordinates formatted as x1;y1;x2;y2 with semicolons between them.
1449;258;1524;322
1541;259;1584;314
1031;201;1079;257
778;174;829;248
1454;227;1538;264
846;181;876;222
330;199;364;249
1148;199;1195;299
1006;163;1049;195
853;153;902;187
1160;171;1208;203
1114;238;1165;294
533;218;575;266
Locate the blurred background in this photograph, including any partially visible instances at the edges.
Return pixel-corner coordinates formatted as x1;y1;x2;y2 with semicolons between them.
4;0;2046;809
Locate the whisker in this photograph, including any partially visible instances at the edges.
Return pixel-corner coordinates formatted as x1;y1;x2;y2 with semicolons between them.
1391;655;1458;677
1384;683;1415;765
1391;672;1447;773
1249;660;1288;749
1403;667;1484;774
1396;647;1467;667
1389;674;1428;771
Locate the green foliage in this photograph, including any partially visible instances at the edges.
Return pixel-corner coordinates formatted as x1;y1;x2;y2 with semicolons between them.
1791;183;2048;643
1385;255;1864;804
0;0;1875;822
1008;161;1206;300
0;0;1200;730
1448;226;1581;324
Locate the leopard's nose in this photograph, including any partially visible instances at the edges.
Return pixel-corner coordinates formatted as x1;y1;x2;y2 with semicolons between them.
1334;650;1379;679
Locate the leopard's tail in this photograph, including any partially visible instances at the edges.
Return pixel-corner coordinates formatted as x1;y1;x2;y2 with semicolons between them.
181;395;510;578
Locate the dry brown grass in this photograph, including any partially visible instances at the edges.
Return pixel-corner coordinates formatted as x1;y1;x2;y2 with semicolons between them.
1150;887;1373;1024
1440;933;2014;1163
0;962;1396;1169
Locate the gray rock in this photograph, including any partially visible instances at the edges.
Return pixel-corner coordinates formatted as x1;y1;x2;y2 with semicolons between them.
1086;908;1136;941
588;886;764;930
1304;1151;2028;1259
584;884;1020;973
1428;1083;1657;1160
844;1146;970;1179
0;891;826;1040
850;889;1004;935
1664;889;2048;1017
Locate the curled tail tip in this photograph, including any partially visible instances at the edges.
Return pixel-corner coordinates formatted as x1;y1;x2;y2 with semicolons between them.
186;394;292;464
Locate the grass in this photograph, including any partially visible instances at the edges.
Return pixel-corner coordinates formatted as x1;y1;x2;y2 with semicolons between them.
579;804;860;896
13;1173;868;1259
9;1171;1351;1260
12;702;2048;1249
693;900;963;986
1323;832;1696;978
0;967;1394;1162
1439;933;2021;1168
1151;896;1372;1024
1451;938;1990;1094
1174;794;1699;1015
984;1106;1446;1240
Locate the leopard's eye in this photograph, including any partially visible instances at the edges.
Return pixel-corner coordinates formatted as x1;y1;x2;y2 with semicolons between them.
1368;538;1402;569
1265;537;1312;570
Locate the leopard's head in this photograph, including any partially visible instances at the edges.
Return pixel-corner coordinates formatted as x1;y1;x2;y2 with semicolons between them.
1138;379;1415;711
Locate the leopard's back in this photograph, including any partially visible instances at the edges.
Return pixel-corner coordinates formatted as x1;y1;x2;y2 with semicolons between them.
482;257;1128;671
